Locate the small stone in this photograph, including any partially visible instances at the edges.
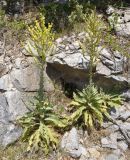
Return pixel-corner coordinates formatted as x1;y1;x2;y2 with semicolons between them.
56;38;63;44
69;44;75;50
88;148;100;159
113;51;122;59
106;6;115;15
124;10;130;22
78;32;86;39
105;154;118;160
101;133;117;149
14;58;29;69
122;90;130;101
59;44;66;49
117;132;125;141
65;46;69;51
61;127;81;158
73;41;80;49
115;22;130;38
121;122;130;131
0;63;8;77
118;111;130;121
0;74;13;91
100;48;112;60
96;62;111;76
112;149;122;157
79;145;89;157
118;141;128;151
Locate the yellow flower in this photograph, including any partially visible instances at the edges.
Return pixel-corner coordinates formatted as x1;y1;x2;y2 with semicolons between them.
26;15;55;65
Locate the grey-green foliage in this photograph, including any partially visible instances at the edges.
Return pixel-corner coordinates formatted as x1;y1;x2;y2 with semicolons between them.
18;95;67;154
69;84;123;129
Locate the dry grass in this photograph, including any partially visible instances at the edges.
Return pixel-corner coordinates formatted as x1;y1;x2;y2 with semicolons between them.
0;143;76;160
0;142;33;160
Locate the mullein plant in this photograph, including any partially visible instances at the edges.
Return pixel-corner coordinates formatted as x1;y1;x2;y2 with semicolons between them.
18;95;67;154
18;15;67;154
69;84;123;129
68;10;125;130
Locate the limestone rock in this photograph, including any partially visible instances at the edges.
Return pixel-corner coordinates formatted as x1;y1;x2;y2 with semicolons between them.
105;154;119;160
115;22;130;38
47;52;89;70
120;122;130;131
96;62;111;76
122;90;130;101
0;94;23;147
88;148;100;159
61;127;87;158
10;65;40;92
0;94;9;120
0;63;9;77
118;111;130;121
0;74;13;91
101;133;117;149
107;7;130;38
61;127;80;158
2;124;22;147
118;141;128;151
47;37;128;91
5;90;35;120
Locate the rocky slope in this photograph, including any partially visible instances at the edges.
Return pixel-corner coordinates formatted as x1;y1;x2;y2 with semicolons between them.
0;6;130;160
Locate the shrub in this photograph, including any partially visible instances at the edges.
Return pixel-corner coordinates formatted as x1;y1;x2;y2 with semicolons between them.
69;84;123;129
38;0;92;32
0;8;6;28
8;19;26;30
68;3;86;26
0;7;26;34
18;95;67;154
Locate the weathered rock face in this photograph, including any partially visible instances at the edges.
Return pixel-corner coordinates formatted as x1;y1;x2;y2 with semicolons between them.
47;33;128;91
0;40;54;147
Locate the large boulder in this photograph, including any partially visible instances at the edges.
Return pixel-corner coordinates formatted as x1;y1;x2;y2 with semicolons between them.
0;51;55;147
0;92;35;147
46;34;128;91
10;65;40;92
